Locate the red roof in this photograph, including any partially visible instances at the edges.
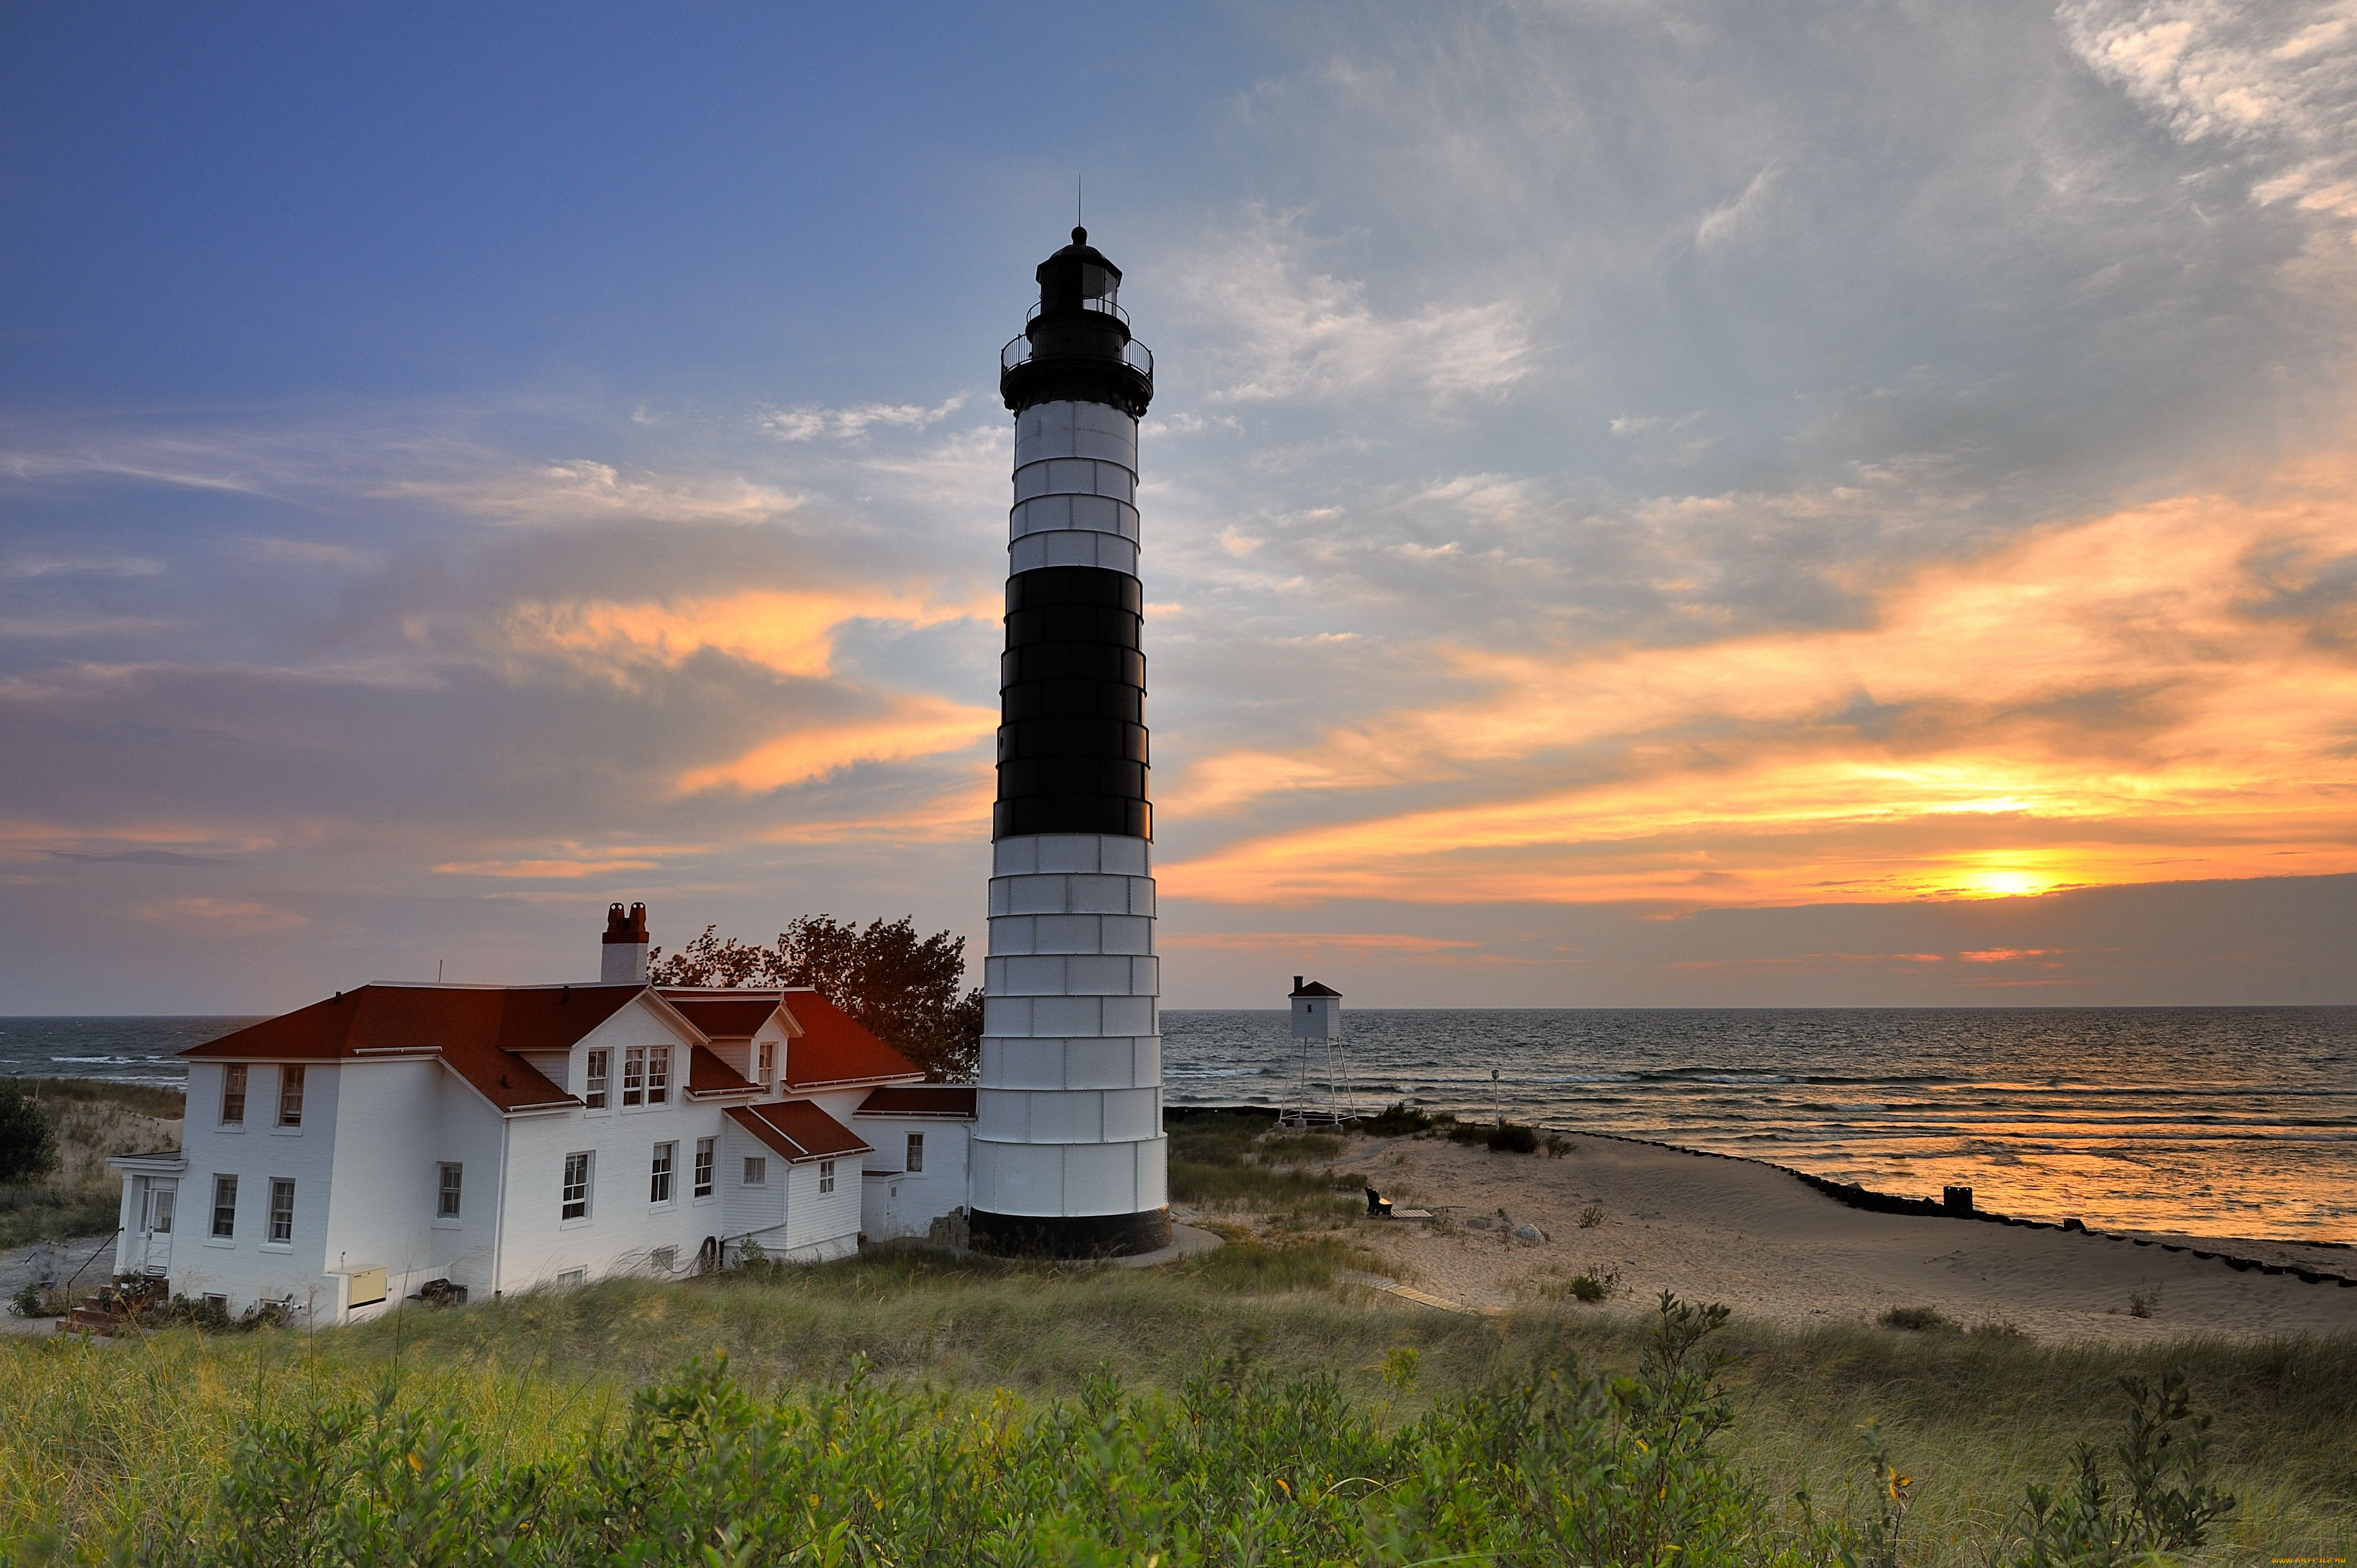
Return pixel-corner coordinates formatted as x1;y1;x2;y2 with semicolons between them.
687;1044;761;1098
726;1100;870;1163
180;983;650;1114
779;989;922;1089
856;1085;977;1119
662;992;787;1038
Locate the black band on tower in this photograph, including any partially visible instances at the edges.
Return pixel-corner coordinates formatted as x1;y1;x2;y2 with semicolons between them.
969;1205;1173;1257
994;564;1151;842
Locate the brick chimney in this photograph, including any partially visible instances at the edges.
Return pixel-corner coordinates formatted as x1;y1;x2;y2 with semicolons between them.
600;901;649;984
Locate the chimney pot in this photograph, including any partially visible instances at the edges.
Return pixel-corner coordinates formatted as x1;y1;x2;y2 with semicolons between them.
600;901;651;983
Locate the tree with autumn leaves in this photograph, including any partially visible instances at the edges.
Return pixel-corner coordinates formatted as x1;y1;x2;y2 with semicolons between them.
648;916;984;1083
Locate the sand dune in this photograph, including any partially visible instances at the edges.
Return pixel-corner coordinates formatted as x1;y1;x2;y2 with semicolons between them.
1326;1133;2357;1342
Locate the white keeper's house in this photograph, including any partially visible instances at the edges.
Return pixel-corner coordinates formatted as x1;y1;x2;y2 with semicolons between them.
108;904;977;1325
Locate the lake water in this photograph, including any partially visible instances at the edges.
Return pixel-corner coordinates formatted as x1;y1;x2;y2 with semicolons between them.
5;1008;2351;1243
1165;1007;2357;1245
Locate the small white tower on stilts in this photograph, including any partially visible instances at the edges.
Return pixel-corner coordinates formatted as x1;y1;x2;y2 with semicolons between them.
1280;976;1356;1129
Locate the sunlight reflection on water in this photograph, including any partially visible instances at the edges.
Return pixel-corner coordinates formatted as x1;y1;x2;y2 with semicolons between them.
1165;1007;2357;1243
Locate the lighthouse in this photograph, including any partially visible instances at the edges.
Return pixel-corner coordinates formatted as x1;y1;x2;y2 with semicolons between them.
970;228;1170;1255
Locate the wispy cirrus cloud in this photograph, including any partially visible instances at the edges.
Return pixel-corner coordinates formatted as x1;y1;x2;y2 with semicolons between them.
1169;208;1533;405
757;395;968;442
2062;0;2357;229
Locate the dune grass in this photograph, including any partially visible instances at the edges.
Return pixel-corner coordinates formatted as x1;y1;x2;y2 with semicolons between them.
5;1111;2349;1562
2;1240;2350;1564
1166;1107;1368;1225
0;1079;183;1250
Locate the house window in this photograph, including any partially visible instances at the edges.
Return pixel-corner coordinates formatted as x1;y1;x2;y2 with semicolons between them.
561;1151;593;1221
201;1293;229;1313
622;1048;645;1107
694;1137;715;1198
584;1049;610;1109
650;1246;677;1273
221;1065;247;1125
758;1037;775;1082
277;1066;305;1127
438;1162;463;1219
649;1142;675;1204
906;1133;925;1174
211;1174;238;1238
742;1156;767;1187
267;1178;296;1243
646;1045;671;1105
819;1159;836;1195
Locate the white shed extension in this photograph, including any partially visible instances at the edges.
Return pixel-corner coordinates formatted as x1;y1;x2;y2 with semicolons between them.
116;944;980;1325
852;1085;978;1242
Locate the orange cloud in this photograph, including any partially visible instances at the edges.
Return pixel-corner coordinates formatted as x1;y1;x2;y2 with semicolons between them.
431;846;687;879
1161;449;2357;908
675;697;995;795
1157;930;1484;953
502;586;992;683
136;896;307;935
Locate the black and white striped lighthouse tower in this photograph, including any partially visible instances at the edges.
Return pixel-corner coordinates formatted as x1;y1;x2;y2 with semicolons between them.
970;228;1169;1256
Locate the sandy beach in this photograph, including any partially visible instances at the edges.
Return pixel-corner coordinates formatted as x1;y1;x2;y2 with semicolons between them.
1311;1132;2357;1342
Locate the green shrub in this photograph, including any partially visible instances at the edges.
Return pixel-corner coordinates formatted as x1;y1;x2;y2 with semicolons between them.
1570;1271;1616;1303
1488;1122;1539;1154
0;1092;58;1184
1360;1101;1434;1136
1879;1305;1959;1332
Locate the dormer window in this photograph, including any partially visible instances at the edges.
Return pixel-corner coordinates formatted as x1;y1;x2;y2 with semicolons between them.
623;1048;645;1107
584;1049;610;1109
646;1045;671;1105
758;1037;776;1083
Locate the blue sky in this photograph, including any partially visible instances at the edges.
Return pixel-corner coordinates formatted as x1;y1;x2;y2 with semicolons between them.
5;2;2355;1012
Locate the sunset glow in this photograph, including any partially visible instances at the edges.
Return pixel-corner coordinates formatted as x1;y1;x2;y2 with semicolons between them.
4;2;2352;1007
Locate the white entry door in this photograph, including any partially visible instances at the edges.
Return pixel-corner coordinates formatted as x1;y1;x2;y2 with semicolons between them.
139;1179;177;1274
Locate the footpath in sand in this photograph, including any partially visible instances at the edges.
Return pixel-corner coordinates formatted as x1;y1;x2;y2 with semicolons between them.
1326;1133;2357;1343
